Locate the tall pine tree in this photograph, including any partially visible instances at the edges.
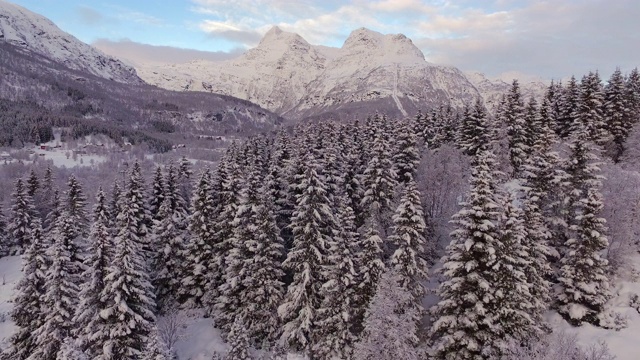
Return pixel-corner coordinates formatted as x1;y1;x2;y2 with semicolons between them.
5;218;47;360
73;188;112;357
388;178;429;325
7;178;34;255
181;169;216;309
29;211;81;360
100;162;156;359
558;125;611;325
430;149;506;359
278;151;335;354
604;68;631;162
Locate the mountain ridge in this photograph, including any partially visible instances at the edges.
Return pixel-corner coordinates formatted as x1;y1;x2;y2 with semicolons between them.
137;26;482;121
0;0;143;84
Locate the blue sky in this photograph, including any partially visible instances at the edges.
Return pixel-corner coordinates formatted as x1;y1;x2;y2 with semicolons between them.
8;0;640;80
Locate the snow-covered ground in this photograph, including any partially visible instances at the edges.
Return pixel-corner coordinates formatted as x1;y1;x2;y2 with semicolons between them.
0;256;21;347
548;255;640;360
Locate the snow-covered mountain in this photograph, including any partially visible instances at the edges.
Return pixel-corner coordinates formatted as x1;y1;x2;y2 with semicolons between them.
138;27;481;121
0;0;142;84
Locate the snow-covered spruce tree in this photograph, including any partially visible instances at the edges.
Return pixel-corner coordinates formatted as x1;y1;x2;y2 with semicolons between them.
504;80;530;176
360;122;398;235
99;162;156;359
64;175;89;239
266;131;293;245
278;151;335;354
557;126;611;326
29;211;81;360
181;169;216;309
206;147;243;320
627;67;640;124
225;317;252;360
493;193;540;347
26;169;39;199
428;108;446;149
604;68;632;162
62;175;88;282
524;97;540;149
353;268;419;360
7;178;34;255
388;178;429;322
5;218;47;360
353;206;386;334
216;153;284;343
151;196;187;311
43;189;61;252
519;113;555;335
575;72;610;146
55;338;87;360
73;188;112;357
558;183;611;326
429;149;506;360
109;181;122;226
393;121;421;184
341;130;366;229
38;165;55;219
313;195;359;359
544;80;563;133
457;99;494;159
281;139;309;245
217;158;285;345
164;163;190;223
412;111;427;143
320;125;348;205
557;76;580;138
202;148;241;318
442;106;460;146
149;166;166;221
562;124;602;235
178;155;194;205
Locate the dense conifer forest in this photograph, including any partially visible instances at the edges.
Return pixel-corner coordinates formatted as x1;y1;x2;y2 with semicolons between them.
1;67;640;359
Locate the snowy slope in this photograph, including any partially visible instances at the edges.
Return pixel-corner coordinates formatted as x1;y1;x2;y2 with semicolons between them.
0;0;142;84
138;27;480;121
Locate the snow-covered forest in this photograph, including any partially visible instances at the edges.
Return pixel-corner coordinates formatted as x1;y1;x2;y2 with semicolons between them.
1;67;640;360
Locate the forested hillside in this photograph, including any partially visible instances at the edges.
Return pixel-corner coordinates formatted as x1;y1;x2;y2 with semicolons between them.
0;42;282;151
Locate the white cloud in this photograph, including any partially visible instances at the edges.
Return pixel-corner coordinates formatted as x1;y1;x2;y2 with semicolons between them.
93;38;244;65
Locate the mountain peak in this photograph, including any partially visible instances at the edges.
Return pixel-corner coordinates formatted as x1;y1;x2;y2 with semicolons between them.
341;27;424;62
343;27;383;48
265;25;283;37
258;25;307;46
